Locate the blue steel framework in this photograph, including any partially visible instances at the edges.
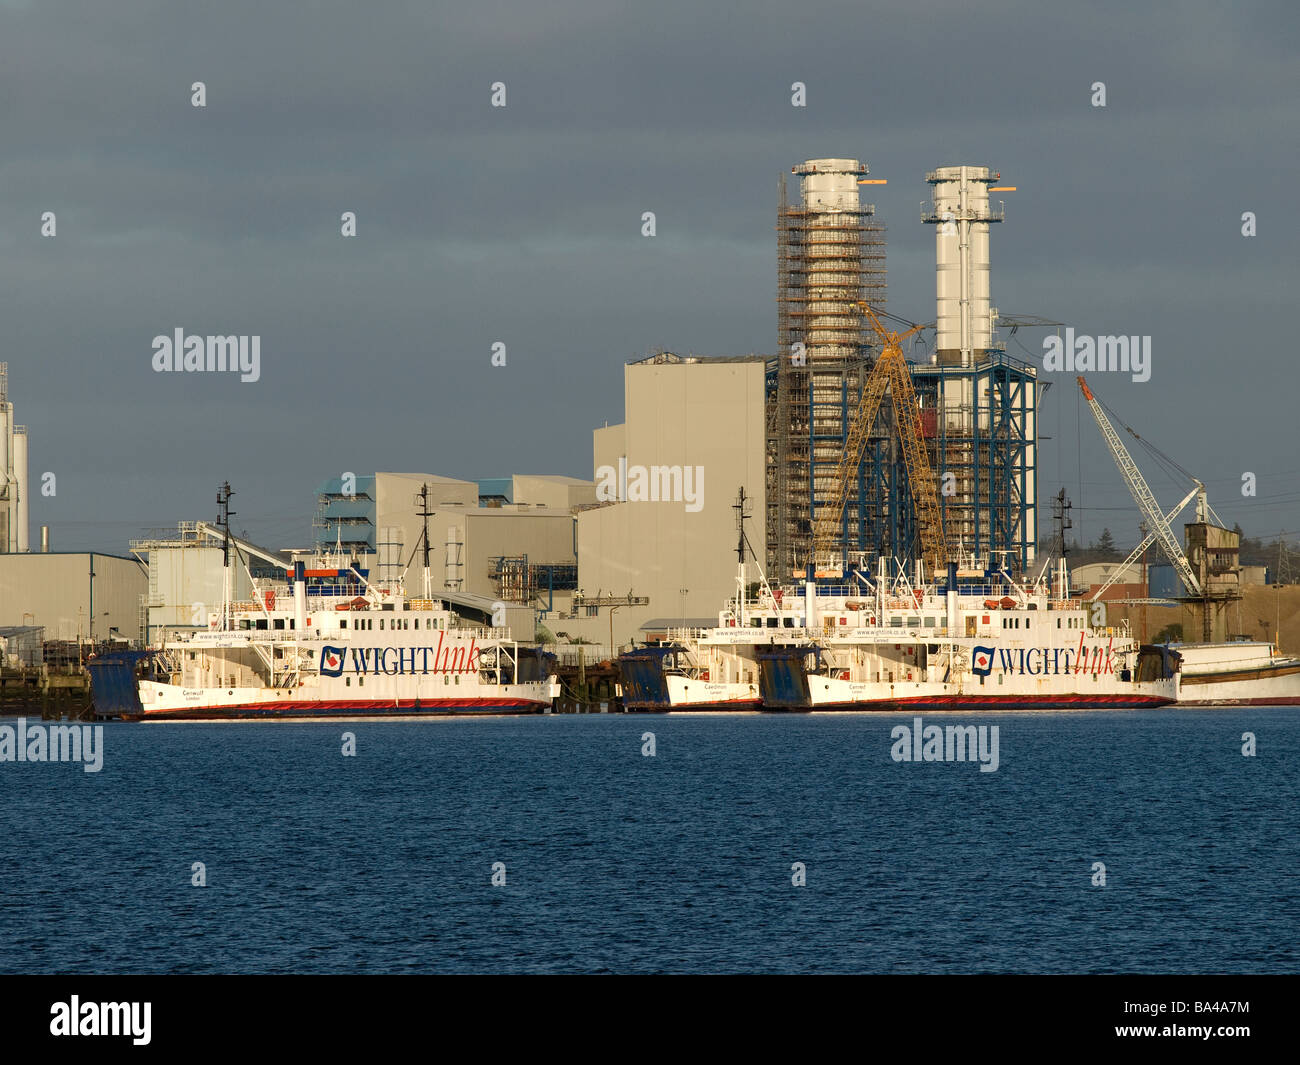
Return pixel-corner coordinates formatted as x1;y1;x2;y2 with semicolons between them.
913;350;1037;573
768;348;1037;576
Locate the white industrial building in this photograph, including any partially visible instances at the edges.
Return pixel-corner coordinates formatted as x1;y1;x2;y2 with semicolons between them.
0;363;30;554
566;353;769;649
130;523;257;644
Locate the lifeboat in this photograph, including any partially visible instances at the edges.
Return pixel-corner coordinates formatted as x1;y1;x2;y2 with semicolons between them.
335;596;369;611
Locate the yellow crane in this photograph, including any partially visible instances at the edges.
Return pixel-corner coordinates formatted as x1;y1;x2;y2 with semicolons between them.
809;303;948;574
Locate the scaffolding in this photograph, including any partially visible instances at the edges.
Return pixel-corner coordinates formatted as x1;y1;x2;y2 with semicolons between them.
489;555;578;613
312;478;374;556
768;164;889;577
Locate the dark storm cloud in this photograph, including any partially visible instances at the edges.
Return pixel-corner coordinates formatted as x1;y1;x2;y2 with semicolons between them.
1;0;1296;551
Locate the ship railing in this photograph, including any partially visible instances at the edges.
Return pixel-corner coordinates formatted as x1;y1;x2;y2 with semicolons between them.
666;627;712;643
547;646;617;667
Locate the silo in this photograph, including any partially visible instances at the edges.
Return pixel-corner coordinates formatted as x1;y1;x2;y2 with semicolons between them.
0;363;12;552
13;426;28;553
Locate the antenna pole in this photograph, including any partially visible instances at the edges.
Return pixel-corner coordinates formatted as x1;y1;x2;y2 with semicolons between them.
418;483;433;600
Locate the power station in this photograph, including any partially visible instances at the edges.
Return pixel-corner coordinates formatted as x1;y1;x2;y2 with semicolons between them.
768;159;1039;578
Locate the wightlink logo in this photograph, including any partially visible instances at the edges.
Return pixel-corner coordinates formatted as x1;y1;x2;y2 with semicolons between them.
890;716;999;773
595;457;704;512
971;636;1116;678
151;328;261;382
319;637;481;678
1043;328;1151;383
0;719;103;773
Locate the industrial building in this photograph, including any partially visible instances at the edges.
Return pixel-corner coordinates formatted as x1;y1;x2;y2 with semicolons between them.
129;522;256;644
310;471;585;636
766;159;1039;579
478;474;596;512
0;552;146;642
0;363;30;554
573;352;768;648
0;625;43;668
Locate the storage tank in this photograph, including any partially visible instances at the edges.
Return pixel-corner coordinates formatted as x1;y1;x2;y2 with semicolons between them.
13;426;27;553
0;362;12;553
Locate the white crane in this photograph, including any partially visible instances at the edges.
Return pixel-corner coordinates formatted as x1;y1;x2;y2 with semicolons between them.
1077;377;1202;598
1087;485;1202;603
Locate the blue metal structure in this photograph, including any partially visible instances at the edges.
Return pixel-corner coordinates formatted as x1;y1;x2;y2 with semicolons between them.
314;475;376;554
912;349;1038;573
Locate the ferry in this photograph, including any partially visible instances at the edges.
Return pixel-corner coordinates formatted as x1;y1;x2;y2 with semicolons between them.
92;514;558;720
1166;640;1300;706
619;555;1181;712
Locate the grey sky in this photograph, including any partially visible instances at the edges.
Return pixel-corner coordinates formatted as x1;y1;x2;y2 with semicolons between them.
2;0;1296;554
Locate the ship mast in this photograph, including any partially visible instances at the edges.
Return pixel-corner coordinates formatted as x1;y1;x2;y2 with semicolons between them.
418;482;433;601
216;482;235;631
733;487;749;624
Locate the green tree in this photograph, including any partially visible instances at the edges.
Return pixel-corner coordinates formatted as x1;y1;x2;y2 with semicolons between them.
1095;527;1119;560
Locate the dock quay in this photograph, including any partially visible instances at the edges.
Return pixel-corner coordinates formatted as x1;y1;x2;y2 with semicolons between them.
0;666;94;721
550;647;624;713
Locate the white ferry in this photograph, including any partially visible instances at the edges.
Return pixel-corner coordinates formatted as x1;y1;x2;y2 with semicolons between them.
620;556;1180;712
112;518;559;719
